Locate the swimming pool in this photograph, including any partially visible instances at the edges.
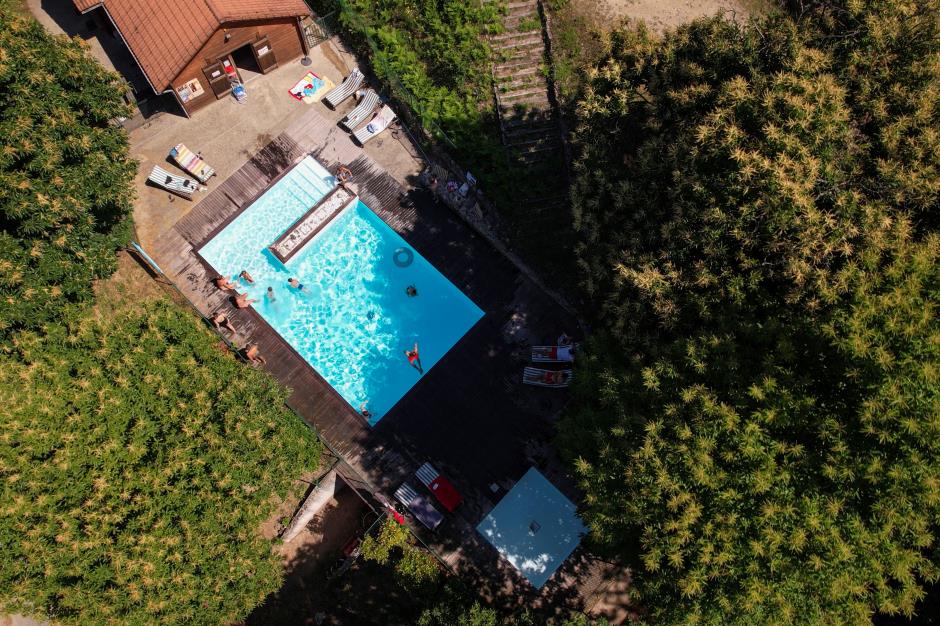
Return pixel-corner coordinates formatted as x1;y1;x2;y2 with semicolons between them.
199;156;484;423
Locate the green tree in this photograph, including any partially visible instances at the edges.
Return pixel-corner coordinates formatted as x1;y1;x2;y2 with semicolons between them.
0;2;136;342
562;8;940;625
0;299;321;625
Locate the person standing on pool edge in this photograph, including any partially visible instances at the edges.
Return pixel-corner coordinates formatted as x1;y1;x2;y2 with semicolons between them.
404;342;423;374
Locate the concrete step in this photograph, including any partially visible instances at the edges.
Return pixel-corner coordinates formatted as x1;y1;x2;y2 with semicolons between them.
515;143;563;164
499;86;550;102
494;57;543;76
507;134;561;151
497;74;546;92
496;66;540;81
504;0;538;10
504;121;559;142
504;12;541;28
500;108;554;126
490;31;543;45
494;49;544;69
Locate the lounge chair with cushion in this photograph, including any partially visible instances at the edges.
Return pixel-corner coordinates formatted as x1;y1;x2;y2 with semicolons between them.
415;462;462;513
353;104;397;145
324;68;364;109
147;165;203;199
523;367;573;388
340;89;380;131
394;483;443;531
168;143;215;183
531;345;576;363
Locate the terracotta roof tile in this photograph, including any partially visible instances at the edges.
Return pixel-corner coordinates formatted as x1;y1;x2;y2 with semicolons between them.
72;0;309;91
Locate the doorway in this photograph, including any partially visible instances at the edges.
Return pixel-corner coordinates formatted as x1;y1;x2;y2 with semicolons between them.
230;43;262;83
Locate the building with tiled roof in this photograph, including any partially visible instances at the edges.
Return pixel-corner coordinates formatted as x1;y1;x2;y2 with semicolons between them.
74;0;311;115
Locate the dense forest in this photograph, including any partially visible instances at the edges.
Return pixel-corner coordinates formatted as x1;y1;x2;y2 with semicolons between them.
560;0;940;624
0;4;135;342
0;4;323;625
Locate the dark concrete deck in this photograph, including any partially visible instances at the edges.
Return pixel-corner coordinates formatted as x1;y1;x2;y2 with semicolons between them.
149;105;601;611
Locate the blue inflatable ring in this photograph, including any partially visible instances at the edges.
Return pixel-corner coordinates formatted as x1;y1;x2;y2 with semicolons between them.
393;247;413;267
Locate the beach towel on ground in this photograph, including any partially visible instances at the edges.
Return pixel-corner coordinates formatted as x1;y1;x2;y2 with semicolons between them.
288;71;334;104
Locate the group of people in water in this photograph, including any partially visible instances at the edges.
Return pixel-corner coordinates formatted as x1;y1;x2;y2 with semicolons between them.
211;270;427;382
210;270;310;366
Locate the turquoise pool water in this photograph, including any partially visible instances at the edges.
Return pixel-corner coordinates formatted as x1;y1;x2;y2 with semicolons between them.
198;156;483;423
477;467;587;589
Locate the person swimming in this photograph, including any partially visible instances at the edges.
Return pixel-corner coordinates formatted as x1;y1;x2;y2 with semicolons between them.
288;277;308;292
406;285;418;297
404;342;423;374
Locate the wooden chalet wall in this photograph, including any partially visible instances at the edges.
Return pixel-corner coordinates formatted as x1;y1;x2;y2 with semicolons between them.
171;17;304;114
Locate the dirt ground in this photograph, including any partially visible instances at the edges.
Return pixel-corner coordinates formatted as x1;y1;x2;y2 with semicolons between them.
597;0;773;31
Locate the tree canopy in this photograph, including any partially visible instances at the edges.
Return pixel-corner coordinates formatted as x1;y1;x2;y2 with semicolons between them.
0;3;135;343
0;299;321;625
561;2;940;624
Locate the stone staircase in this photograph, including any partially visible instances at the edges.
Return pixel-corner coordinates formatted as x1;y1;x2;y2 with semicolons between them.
490;0;563;165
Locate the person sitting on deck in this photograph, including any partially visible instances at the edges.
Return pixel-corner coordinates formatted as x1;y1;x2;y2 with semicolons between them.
404;342;423;374
557;331;574;346
214;275;237;290
234;292;257;309
245;344;266;365
336;165;353;186
239;270;255;284
211;313;236;334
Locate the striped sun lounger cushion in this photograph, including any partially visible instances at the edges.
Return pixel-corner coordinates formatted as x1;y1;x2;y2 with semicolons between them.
148;165;200;198
340;89;380;131
324;68;364;109
531;345;575;362
416;462;463;512
394;482;444;531
169;144;215;183
522;367;573;388
353;105;396;145
415;463;439;487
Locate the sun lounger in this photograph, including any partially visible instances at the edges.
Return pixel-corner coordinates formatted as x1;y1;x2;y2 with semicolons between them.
416;462;462;513
353;105;396;145
168;144;215;183
531;345;575;363
324;68;364;109
523;367;573;388
147;165;203;199
395;483;443;531
340;89;380;131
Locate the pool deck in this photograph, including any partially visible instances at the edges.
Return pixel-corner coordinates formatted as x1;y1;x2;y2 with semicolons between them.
148;101;611;613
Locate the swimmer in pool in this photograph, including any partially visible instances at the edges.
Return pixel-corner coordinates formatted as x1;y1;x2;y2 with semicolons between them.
404;342;423;374
288;277;308;292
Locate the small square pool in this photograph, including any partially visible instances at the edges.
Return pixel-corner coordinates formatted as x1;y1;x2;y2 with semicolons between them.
199;156;483;423
477;467;587;589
